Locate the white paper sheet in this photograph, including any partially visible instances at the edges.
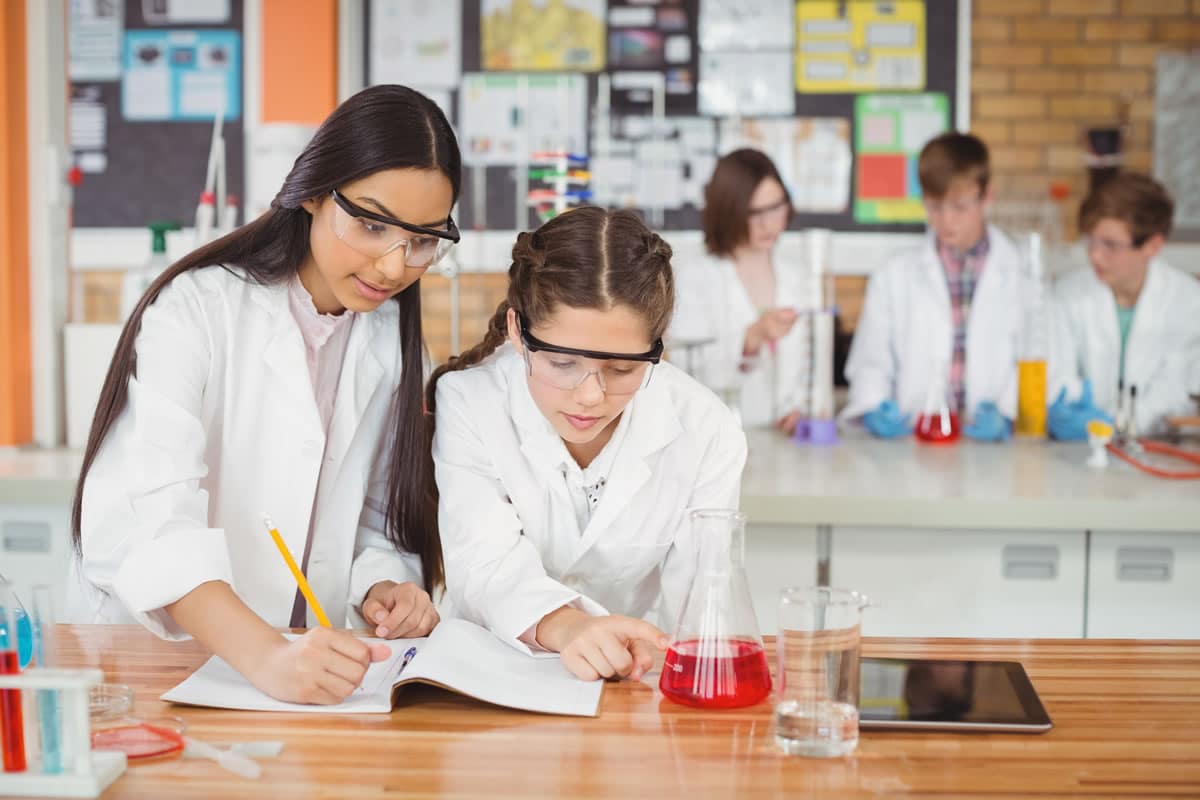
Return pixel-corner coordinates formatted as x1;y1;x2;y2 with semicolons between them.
699;0;794;51
458;73;588;167
370;0;462;89
719;117;852;213
699;51;795;116
69;0;123;81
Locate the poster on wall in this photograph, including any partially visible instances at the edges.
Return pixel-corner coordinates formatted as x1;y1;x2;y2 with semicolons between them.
70;84;109;174
719;117;852;213
481;0;606;71
853;92;948;223
592;116;715;211
699;0;794;51
457;73;588;166
1153;52;1200;235
121;29;242;121
796;0;926;93
698;51;795;117
606;0;696;109
70;0;124;81
370;0;461;89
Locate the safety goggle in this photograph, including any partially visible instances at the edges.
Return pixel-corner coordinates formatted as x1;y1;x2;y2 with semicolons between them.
329;189;460;267
518;313;663;395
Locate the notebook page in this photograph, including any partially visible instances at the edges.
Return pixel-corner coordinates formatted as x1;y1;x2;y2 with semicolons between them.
160;634;423;713
400;619;602;717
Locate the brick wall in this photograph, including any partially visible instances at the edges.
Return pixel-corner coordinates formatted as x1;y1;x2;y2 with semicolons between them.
972;0;1200;232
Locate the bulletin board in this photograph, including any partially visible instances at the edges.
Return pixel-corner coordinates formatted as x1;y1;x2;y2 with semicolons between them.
69;0;245;228
362;0;962;233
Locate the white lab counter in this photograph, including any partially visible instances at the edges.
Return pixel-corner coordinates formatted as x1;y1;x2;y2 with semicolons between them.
2;435;1197;638
741;428;1198;532
738;428;1200;640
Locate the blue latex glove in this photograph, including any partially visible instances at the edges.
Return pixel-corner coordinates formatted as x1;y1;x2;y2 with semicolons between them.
862;400;912;439
963;400;1012;442
1047;379;1114;441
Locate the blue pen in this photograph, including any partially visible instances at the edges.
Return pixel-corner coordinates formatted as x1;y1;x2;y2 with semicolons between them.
32;586;63;775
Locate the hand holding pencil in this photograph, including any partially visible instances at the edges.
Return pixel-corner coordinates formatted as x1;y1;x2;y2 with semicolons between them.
255;514;389;705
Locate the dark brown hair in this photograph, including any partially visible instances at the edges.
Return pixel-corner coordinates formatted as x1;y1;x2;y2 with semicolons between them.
426;207;674;414
71;84;460;593
702;148;792;257
918;132;990;198
1078;171;1174;246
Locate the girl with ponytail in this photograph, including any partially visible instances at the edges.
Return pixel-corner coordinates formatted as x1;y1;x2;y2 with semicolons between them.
429;207;747;683
69;85;457;705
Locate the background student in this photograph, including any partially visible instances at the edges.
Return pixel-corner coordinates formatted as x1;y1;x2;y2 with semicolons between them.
1048;172;1200;439
841;132;1028;442
69;85;453;705
670;149;811;434
429;207;747;682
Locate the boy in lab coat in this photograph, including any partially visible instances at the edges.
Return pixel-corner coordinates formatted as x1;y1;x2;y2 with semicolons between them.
1048;172;1200;438
842;132;1027;440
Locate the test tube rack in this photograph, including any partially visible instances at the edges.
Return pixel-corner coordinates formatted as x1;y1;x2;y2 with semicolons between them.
0;668;126;798
527;152;593;222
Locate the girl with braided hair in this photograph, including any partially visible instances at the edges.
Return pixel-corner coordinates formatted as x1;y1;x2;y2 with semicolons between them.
428;207;747;682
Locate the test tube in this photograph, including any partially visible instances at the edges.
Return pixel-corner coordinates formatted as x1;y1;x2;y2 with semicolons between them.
0;580;27;772
33;586;64;774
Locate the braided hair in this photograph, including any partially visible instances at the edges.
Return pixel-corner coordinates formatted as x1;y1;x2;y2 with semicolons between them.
426;207;674;415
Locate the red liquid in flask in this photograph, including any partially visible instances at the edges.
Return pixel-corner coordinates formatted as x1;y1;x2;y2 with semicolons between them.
0;649;26;772
914;412;960;444
659;638;772;709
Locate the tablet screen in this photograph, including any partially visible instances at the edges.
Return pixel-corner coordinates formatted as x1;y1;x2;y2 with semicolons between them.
859;657;1052;731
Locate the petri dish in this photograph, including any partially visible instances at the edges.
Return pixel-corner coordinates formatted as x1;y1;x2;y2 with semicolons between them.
89;683;135;723
92;716;187;762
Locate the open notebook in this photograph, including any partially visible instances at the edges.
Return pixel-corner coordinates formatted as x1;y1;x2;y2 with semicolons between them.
161;618;603;717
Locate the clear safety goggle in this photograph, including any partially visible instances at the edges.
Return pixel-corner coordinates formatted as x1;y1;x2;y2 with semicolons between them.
329;189;460;268
518;313;663;396
1082;233;1146;256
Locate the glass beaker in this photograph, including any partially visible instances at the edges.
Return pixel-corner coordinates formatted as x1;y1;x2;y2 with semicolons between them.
774;587;868;757
660;509;771;709
914;360;960;444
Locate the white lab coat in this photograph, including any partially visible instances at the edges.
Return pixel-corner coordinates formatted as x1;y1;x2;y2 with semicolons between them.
841;225;1028;422
432;345;747;654
1049;259;1200;434
669;252;815;426
68;266;422;639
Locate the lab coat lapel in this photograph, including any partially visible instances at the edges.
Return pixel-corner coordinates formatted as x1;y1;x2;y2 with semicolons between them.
508;352;569;477
507;353;585;540
573;378;683;561
1086;270;1121;401
964;227;1017;392
325;306;388;480
258;282;322;436
1122;260;1167;390
919;236;953;358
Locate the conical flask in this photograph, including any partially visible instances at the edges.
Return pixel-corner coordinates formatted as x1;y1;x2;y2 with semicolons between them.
914;360;960;444
660;509;771;709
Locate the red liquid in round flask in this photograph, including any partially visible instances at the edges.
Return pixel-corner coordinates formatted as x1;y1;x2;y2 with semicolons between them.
659;509;772;710
914;411;961;443
660;638;772;709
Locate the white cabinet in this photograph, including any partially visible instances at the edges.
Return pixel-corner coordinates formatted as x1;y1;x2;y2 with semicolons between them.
0;505;73;615
1087;531;1200;639
744;524;818;635
831;527;1086;638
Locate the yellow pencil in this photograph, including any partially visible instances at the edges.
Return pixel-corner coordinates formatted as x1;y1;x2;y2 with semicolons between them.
261;513;331;628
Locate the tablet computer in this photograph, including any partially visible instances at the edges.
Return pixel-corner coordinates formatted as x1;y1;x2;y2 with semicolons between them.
858;657;1053;733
